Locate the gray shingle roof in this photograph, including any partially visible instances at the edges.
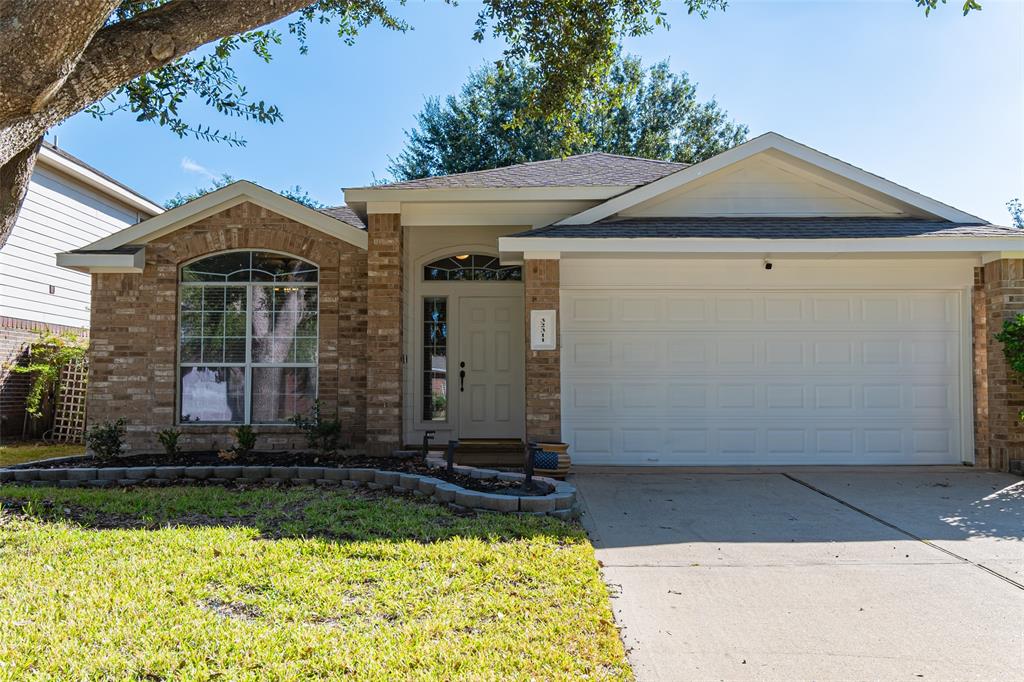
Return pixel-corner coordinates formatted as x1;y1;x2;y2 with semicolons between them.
512;217;1018;239
360;153;688;190
319;205;365;229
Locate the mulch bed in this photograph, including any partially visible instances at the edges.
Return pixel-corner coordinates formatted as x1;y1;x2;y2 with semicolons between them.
19;451;547;496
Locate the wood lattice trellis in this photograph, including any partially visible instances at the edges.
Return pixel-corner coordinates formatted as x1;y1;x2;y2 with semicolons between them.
48;357;88;444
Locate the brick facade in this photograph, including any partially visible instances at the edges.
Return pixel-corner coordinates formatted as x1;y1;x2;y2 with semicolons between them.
87;202;367;452
975;258;1024;471
524;259;561;443
364;213;403;456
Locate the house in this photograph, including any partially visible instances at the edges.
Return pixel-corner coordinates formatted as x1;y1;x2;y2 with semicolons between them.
0;142;161;438
57;133;1024;470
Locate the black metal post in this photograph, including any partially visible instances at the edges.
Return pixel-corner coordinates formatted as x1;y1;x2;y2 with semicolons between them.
524;441;535;488
446;439;459;473
422;430;435;459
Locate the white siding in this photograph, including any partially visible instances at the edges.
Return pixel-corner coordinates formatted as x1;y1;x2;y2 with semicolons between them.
0;165;145;328
619;156;903;218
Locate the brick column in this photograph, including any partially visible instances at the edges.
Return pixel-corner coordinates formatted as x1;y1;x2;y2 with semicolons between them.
980;258;1024;471
972;267;990;468
365;213;403;456
524;259;561;443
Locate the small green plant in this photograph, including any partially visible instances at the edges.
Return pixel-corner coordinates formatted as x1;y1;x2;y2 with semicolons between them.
85;419;126;462
157;428;181;458
7;330;87;419
995;314;1024;422
233;425;257;457
290;400;343;457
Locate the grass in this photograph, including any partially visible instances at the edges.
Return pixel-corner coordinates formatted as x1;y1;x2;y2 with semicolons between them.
0;484;630;681
0;441;84;467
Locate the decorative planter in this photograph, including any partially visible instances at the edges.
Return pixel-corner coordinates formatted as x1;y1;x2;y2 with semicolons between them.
533;442;571;480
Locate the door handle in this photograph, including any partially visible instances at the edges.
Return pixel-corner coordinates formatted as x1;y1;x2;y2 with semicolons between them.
459;369;466;392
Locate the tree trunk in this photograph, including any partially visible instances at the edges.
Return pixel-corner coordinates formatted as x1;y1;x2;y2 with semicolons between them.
0;137;42;248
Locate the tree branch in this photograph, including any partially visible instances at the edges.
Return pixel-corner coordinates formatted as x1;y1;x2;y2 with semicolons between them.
0;0;121;119
0;136;42;248
0;0;314;167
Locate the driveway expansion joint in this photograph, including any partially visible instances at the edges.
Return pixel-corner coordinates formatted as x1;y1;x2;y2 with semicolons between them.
781;472;1024;591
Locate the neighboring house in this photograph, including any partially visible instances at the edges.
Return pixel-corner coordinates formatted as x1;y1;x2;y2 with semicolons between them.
0;143;161;439
58;133;1024;470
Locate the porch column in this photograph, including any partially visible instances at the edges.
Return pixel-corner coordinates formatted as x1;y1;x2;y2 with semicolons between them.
979;258;1024;471
365;211;403;456
524;258;561;443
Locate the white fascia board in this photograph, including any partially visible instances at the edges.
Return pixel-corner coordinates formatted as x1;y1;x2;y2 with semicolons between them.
37;146;164;216
343;185;633;204
80;180;368;252
56;248;146;273
498;236;1024;256
558;132;985;225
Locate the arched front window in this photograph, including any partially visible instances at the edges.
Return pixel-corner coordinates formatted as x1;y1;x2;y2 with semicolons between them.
178;251;318;424
423;254;521;281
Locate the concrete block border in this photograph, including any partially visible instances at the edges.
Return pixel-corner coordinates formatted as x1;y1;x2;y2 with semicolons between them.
0;458;578;519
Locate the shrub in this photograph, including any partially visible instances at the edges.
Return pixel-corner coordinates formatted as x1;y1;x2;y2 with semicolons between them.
995;314;1024;421
233;425;257;456
8;330;87;419
290;400;343;457
85;419;126;462
157;428;181;458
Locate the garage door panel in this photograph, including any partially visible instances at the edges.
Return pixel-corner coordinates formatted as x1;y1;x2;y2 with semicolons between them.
561;288;964;465
565;380;957;421
564;334;959;375
563;291;960;332
565;420;957;465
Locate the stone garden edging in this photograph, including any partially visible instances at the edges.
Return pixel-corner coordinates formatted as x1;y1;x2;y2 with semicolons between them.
0;458;578;519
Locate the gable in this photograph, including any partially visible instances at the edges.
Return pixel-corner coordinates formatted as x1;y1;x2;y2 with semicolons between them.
619;154;905;218
559;132;984;225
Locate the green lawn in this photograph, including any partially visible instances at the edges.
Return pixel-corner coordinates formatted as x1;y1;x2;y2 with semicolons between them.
0;484;630;681
0;441;84;467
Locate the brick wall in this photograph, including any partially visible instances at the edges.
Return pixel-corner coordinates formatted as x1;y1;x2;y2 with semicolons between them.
978;258;1024;471
87;202;367;452
365;213;403;456
524;259;561;443
1;317;86;441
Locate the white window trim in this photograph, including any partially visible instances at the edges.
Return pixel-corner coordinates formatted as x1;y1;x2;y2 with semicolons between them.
177;252;320;426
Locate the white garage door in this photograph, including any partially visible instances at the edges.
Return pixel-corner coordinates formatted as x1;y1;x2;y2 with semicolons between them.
562;289;965;465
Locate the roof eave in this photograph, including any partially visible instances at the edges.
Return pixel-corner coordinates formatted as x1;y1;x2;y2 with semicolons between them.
498;235;1024;260
37;146;163;216
76;180;368;255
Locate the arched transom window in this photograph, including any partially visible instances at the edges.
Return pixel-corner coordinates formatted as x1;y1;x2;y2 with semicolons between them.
423;254;521;281
178;251;318;425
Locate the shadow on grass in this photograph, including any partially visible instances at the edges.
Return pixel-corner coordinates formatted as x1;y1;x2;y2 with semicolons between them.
0;483;578;544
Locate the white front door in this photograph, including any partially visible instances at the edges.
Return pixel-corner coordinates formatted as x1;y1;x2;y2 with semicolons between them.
458;297;525;439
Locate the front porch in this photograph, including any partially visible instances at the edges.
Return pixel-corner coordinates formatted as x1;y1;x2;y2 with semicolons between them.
364;215;562;457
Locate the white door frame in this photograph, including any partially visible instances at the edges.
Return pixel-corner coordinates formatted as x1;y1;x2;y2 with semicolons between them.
405;246;525;445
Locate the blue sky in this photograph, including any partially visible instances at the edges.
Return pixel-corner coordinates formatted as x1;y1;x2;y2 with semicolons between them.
52;0;1022;223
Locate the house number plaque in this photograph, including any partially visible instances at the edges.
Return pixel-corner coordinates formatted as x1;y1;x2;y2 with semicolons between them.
530;310;557;351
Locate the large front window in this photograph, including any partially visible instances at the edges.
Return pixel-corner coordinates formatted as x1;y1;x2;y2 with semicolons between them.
178;251;318;424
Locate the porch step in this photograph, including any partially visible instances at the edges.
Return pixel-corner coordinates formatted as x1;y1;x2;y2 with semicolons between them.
407;439;526;469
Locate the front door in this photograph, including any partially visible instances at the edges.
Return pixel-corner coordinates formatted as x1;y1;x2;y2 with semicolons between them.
458;297;525;439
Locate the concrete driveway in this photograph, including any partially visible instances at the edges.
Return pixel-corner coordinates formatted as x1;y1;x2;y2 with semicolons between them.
574;468;1023;681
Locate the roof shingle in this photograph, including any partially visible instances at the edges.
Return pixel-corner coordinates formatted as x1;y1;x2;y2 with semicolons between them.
319;205;365;229
359;152;687;190
512;217;1017;239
